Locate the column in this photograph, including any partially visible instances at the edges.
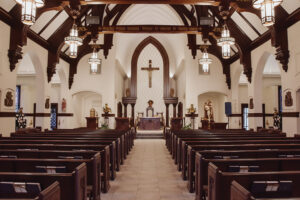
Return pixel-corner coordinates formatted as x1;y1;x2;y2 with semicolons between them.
166;103;170;127
124;103;128;117
173;103;177;118
131;103;135;127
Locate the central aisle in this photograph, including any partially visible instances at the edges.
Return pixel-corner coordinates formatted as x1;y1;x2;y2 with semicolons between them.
102;139;194;200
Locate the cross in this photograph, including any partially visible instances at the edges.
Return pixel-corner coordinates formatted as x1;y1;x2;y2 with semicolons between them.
141;60;159;88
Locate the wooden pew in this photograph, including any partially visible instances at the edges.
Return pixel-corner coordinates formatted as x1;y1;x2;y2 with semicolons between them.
0;138;117;180
0;181;60;200
0;157;100;200
194;149;300;199
208;160;300;200
0;144;110;193
0;163;87;200
184;140;300;182
231;180;300;200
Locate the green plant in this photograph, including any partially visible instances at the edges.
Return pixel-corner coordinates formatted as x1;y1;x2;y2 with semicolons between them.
182;123;192;130
100;124;109;129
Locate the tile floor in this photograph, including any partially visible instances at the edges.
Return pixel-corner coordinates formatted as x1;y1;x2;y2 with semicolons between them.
102;139;195;200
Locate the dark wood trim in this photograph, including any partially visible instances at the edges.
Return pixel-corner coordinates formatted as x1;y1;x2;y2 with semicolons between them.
131;36;170;98
25;113;51;117
282;112;299;118
0;112;17;117
248;113;264;117
57;113;74;117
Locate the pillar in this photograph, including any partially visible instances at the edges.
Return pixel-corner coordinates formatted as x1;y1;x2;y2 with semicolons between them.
166;103;170;127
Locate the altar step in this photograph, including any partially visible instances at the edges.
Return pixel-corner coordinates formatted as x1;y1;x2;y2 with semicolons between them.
136;133;164;139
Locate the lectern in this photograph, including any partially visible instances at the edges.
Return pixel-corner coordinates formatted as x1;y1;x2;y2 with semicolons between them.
85;117;99;129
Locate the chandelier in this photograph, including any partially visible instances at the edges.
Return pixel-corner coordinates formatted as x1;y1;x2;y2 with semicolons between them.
253;0;282;26
217;24;235;59
64;23;83;58
88;47;101;74
15;0;44;25
199;48;212;73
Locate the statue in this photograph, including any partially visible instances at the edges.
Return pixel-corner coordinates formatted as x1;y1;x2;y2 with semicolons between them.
4;91;13;107
249;98;254;109
45;98;50;109
103;103;112;114
146;100;154;117
285;91;293;107
62;98;66;112
273;108;281;129
203;100;214;121
187;104;196;114
90;108;96;117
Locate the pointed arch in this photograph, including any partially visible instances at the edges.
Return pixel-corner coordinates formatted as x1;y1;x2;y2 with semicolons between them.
131;36;170;98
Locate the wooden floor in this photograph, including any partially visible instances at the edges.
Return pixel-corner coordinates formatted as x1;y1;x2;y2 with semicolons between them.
102;139;194;200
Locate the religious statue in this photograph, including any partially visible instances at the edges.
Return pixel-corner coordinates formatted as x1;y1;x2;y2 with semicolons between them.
45;98;50;109
273;108;281;129
16;107;26;129
146;100;154;117
4;91;13;107
125;88;130;97
62;98;66;112
141;60;159;88
187;104;196;114
249;98;254;109
204;100;214;121
285;91;293;107
170;88;175;97
103;103;112;114
90;108;96;117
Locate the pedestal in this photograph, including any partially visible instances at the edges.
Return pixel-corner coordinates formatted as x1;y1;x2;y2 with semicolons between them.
85;117;99;130
185;113;198;130
102;113;115;127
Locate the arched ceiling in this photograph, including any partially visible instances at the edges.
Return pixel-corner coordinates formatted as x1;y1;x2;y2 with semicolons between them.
117;4;183;25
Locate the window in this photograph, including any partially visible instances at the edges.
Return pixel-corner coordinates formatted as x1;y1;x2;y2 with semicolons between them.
243;107;249;130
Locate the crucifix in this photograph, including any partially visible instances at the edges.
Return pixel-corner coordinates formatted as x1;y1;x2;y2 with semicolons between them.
141;60;159;88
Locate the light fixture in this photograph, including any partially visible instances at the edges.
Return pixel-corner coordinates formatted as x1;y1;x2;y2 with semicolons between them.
253;0;282;26
199;48;212;73
64;23;83;58
15;0;44;25
217;24;235;59
88;47;101;74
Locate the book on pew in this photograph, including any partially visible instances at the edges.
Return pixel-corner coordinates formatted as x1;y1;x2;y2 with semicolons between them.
251;180;293;198
26;182;42;195
0;182;41;195
278;154;300;158
214;155;239;159
58;156;83;159
0;155;17;158
227;165;259;172
36;166;67;173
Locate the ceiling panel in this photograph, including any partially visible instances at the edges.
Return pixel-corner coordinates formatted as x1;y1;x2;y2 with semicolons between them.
40;10;69;40
231;12;259;41
241;12;268;35
0;0;16;12
281;0;300;14
30;10;59;33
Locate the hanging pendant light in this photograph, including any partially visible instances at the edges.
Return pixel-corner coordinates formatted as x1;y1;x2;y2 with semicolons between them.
217;24;235;59
199;48;212;73
15;0;44;25
253;0;282;26
88;47;101;74
64;23;83;58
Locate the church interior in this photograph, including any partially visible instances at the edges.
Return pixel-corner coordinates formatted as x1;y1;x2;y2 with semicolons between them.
0;0;300;200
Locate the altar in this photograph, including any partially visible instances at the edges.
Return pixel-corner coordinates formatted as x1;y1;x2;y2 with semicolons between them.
139;117;161;130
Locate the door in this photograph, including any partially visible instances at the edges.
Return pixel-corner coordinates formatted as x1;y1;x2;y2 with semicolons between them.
50;103;58;130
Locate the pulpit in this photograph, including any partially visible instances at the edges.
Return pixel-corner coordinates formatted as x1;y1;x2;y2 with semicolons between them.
85;117;99;129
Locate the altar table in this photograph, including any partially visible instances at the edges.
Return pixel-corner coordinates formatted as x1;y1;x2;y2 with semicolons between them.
139;117;161;130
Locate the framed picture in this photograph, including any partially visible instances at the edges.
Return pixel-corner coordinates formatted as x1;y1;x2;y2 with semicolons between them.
3;88;15;110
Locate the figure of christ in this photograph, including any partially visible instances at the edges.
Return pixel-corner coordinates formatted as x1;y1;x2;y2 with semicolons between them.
141;60;159;88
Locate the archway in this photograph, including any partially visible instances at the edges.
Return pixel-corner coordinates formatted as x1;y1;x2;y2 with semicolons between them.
131;36;170;98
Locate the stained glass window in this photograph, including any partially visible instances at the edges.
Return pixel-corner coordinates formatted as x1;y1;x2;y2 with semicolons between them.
15;85;21;112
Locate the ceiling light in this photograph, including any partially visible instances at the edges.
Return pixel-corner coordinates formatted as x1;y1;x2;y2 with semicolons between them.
217;24;235;59
253;0;282;26
64;23;83;58
15;0;44;25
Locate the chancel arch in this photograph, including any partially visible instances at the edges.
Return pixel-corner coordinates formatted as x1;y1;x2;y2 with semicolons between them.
131;36;170;98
